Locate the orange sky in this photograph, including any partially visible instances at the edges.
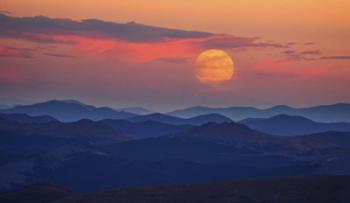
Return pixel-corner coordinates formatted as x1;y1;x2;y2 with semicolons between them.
2;0;350;53
1;0;350;110
2;1;349;31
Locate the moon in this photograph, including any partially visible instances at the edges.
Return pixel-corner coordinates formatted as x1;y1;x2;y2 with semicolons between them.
195;49;234;84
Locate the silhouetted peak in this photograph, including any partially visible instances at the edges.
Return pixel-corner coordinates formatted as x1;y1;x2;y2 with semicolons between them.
187;122;260;138
191;105;210;110
60;99;87;105
43;99;87;106
147;113;165;117
179;121;272;145
269;114;313;122
267;105;293;111
198;121;249;131
0;113;57;124
318;103;350;109
75;119;95;124
192;113;230;119
120;107;152;115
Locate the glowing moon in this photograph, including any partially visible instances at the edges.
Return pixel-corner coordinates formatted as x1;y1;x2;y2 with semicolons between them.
195;49;234;84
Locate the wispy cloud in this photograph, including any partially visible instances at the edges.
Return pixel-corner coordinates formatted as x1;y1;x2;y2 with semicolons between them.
155;57;188;63
286;42;296;46
304;42;315;46
0;14;210;43
283;49;321;61
200;34;286;49
320;56;350;60
0;45;34;58
0;14;288;62
301;50;321;55
284;50;296;54
44;52;78;58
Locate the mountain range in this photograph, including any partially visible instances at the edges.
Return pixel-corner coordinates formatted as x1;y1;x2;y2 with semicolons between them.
0;117;129;145
127;113;232;125
1;100;350;193
119;107;153;115
0;100;231;125
0;105;10;110
2;113;350;192
3;100;350;123
1;100;136;122
240;114;350;136
169;103;350;122
0;113;57;124
100;119;193;139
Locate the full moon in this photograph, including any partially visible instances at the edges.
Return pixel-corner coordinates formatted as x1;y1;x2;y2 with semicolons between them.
195;49;234;84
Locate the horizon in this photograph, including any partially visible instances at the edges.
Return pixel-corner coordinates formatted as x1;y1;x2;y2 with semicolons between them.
2;98;350;113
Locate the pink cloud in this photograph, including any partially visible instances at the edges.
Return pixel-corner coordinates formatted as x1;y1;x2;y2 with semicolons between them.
74;35;200;62
0;14;288;63
11;33;287;63
18;34;205;63
0;45;33;58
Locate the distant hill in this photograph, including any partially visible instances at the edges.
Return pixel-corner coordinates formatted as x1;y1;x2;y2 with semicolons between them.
240;114;350;136
0;117;129;144
100;119;193;138
0;113;57;124
1;117;350;192
1;100;136;122
168;103;350;122
178;122;277;147
5;100;350;123
119;107;153;115
185;114;233;125
0;105;10;110
103;122;350;166
127;113;232;125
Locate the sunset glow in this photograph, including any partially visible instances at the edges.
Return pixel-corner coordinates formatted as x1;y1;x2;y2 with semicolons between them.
0;0;349;110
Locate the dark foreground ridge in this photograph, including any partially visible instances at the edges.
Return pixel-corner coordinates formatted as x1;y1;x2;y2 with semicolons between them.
1;176;349;203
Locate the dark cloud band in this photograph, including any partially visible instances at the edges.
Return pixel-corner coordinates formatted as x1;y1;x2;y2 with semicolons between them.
0;14;210;43
0;14;286;50
320;56;350;60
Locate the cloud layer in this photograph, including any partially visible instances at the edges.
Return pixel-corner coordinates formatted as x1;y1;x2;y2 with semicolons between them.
0;45;33;58
0;14;211;42
0;14;286;62
320;56;350;60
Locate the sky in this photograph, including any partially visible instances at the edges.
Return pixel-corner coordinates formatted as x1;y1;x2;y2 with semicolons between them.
1;0;350;111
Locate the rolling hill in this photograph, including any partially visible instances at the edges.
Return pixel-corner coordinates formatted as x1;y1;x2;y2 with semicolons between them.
0;113;57;124
1;117;350;192
1;100;136;122
119;107;153;115
240;114;350;136
168;103;350;122
127;113;232;125
100;119;193;138
0;117;129;144
0;105;10;110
